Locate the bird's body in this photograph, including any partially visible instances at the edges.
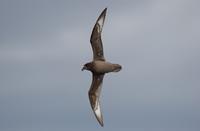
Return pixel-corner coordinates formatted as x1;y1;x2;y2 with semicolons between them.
82;8;122;127
84;61;121;74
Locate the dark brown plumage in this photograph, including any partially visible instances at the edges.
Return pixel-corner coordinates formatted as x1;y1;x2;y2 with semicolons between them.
82;8;122;127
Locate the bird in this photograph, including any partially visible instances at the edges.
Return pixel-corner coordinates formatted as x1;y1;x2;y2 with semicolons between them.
82;8;122;127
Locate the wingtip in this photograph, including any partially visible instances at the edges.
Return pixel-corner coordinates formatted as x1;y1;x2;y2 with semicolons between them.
99;119;104;127
103;7;107;13
97;8;107;20
93;100;104;127
94;108;104;127
89;93;104;127
95;8;107;34
101;8;107;18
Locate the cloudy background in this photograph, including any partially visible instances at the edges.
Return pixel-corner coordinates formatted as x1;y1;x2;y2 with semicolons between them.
0;0;200;130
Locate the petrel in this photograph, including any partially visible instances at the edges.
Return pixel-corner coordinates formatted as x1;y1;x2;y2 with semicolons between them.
82;8;122;127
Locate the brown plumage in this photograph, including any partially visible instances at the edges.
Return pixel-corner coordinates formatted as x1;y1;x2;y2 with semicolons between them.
82;8;122;127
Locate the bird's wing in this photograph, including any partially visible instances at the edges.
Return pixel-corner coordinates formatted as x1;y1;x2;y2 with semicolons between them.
88;74;105;126
90;8;107;61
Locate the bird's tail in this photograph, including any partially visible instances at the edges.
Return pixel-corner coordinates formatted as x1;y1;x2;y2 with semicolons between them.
112;64;122;72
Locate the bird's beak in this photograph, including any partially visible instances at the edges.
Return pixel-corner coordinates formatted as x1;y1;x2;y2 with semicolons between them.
81;66;87;71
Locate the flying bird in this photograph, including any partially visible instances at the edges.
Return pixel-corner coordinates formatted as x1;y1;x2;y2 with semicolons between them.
82;8;122;127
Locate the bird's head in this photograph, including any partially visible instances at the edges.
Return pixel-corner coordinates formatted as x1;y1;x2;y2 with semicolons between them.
81;63;92;71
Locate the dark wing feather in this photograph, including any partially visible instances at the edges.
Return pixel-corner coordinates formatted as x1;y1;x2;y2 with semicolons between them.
88;74;105;126
90;8;107;61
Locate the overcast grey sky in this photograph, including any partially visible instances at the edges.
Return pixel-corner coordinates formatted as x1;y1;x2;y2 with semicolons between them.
0;0;200;131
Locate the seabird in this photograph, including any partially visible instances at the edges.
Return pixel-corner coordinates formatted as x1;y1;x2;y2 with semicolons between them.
82;8;122;127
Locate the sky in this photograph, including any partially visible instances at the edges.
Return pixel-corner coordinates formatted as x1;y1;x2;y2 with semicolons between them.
0;0;200;131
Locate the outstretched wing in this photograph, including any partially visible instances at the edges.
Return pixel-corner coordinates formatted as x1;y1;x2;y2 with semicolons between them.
90;8;107;61
88;74;105;126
